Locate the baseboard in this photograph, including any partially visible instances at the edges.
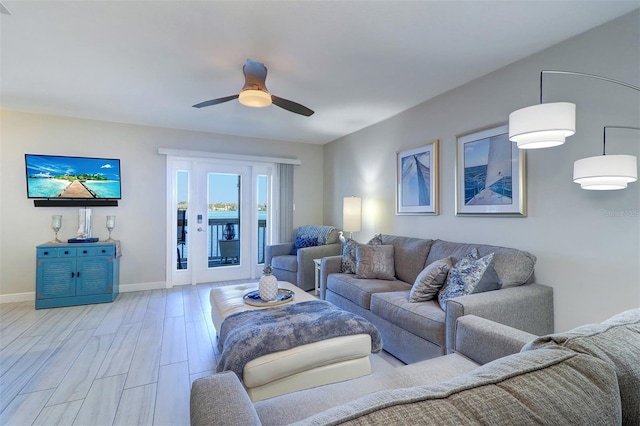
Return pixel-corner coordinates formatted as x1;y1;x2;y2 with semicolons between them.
0;292;35;303
119;281;167;293
0;281;168;303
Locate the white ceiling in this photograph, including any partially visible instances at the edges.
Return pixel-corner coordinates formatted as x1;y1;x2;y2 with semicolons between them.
1;1;638;145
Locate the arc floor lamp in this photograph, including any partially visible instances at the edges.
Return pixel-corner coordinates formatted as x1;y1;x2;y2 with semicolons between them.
508;70;640;190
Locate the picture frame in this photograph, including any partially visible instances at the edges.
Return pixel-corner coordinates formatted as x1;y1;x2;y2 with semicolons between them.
456;124;526;216
396;140;439;215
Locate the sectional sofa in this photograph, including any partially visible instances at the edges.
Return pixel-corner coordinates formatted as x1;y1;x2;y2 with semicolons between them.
190;309;640;425
320;235;554;363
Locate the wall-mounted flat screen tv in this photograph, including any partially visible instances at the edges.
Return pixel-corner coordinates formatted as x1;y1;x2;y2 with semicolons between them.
25;154;122;199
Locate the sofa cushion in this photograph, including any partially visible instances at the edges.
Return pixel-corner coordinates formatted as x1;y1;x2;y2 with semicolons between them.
271;255;297;272
371;291;445;345
289;236;318;255
293;348;621;426
426;239;535;287
327;273;411;310
522;308;640;425
355;245;395;280
380;235;434;284
409;257;453;302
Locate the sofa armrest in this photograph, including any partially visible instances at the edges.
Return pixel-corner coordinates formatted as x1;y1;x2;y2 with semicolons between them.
445;283;554;354
190;372;261;426
320;255;342;300
297;243;342;291
265;243;294;265
455;315;537;365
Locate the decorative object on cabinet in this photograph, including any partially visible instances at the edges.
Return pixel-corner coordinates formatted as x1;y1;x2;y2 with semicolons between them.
456;124;526;216
50;215;63;243
35;241;120;309
396;140;439;215
106;215;116;241
76;208;92;238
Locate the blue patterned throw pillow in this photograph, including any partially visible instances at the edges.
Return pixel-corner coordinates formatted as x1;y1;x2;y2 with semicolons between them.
340;236;359;273
290;236;319;255
437;248;501;310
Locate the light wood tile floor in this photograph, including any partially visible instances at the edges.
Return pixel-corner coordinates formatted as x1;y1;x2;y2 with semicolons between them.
0;281;403;426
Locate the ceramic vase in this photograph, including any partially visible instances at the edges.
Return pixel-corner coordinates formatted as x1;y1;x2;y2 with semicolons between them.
259;265;278;301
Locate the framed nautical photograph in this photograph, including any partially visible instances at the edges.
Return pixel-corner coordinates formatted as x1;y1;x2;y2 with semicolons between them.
396;140;439;215
456;124;526;216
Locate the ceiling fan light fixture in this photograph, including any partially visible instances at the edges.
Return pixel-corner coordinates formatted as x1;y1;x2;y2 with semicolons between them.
239;89;272;108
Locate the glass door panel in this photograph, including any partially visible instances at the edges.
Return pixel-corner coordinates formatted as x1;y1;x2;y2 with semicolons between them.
176;170;189;270
208;173;241;268
257;174;267;264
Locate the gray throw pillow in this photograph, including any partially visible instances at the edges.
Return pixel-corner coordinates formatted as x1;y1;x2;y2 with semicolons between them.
409;257;454;302
355;244;395;280
367;234;384;245
438;249;501;310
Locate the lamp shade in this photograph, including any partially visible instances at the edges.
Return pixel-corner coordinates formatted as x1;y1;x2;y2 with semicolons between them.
573;154;638;190
343;197;361;233
238;89;272;107
509;102;576;149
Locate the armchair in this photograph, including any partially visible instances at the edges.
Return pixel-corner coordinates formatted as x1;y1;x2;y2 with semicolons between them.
265;225;342;291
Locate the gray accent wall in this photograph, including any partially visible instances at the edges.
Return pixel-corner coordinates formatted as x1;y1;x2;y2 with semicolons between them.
323;11;640;332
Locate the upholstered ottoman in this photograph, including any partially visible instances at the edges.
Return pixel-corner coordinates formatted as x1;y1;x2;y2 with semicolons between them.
209;282;379;402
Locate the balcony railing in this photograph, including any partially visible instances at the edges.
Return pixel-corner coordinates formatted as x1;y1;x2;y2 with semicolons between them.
176;215;267;268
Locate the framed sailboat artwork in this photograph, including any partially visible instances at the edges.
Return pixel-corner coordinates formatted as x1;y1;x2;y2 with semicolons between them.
396;140;439;215
456;124;527;216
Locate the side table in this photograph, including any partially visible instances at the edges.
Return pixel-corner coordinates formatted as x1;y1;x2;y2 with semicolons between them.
313;258;321;295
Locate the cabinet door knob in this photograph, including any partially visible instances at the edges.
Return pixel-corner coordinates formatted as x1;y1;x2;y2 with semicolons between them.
71;272;75;278
64;251;69;254
44;251;49;255
83;250;87;254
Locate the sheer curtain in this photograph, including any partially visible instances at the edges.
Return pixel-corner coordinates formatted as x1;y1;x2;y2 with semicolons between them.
277;163;294;243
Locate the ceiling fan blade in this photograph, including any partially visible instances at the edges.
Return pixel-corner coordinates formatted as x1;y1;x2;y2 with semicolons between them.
192;95;239;108
271;95;315;117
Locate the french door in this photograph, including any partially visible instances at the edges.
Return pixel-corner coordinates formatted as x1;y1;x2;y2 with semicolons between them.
167;157;273;286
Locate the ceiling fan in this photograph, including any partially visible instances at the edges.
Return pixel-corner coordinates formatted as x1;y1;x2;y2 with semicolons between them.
193;59;314;117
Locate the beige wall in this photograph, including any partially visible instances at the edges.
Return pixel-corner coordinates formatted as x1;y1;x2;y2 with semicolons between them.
0;112;324;297
324;11;640;332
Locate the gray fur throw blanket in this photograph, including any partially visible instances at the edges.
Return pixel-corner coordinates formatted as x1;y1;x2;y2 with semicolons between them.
216;300;382;380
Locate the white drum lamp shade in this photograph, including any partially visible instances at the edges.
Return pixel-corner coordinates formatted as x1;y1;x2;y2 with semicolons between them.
509;102;576;149
343;197;362;234
573;155;638;190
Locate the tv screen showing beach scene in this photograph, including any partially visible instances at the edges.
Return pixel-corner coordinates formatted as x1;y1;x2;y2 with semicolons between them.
25;154;122;199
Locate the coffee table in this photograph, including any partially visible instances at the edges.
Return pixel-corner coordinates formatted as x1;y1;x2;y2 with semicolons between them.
209;281;373;402
209;281;315;331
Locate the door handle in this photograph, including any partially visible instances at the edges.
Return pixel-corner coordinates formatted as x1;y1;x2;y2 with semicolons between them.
197;227;204;232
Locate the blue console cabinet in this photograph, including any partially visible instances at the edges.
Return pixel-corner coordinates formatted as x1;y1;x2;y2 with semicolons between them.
36;241;120;309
